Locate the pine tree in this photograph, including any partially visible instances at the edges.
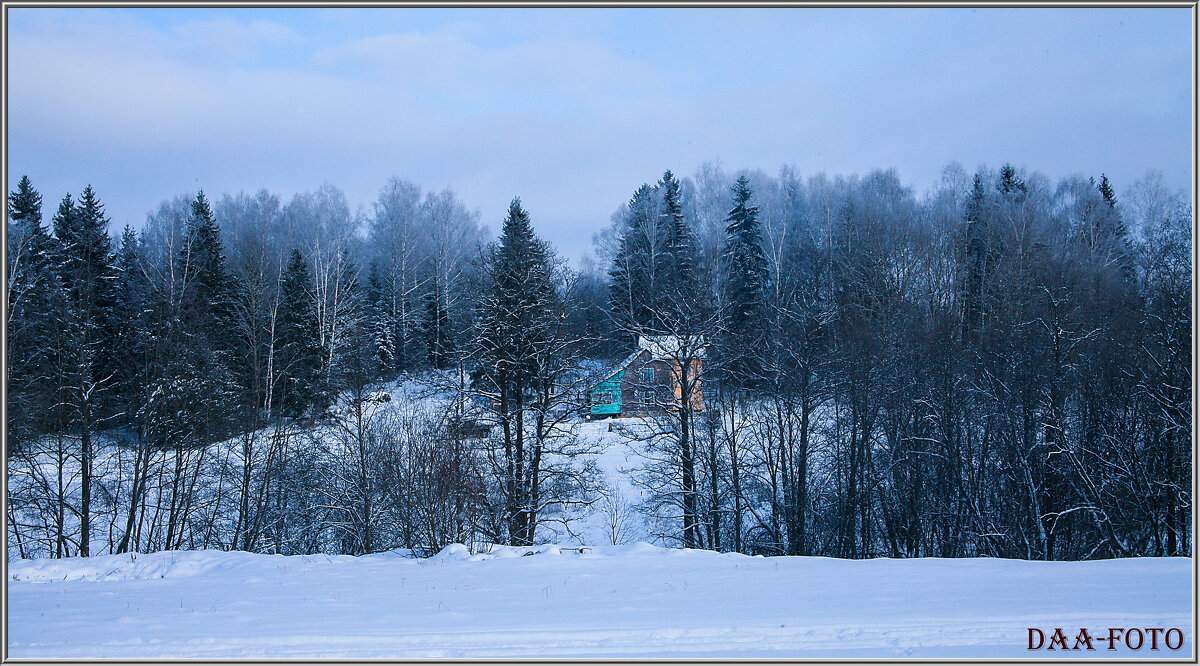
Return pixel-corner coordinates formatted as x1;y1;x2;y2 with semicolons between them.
714;175;769;552
51;194;76;248
657;169;701;324
276;249;328;418
6;176;61;454
653;169;707;548
109;226;158;555
365;260;396;376
474;197;558;545
7;175;48;363
110;226;152;425
965;172;986;222
8;175;42;230
181;191;234;341
1094;174;1135;282
172;190;239;442
609;184;662;335
1098;174;1117;208
962;172;989;340
47;195;81;425
720;175;769;387
52;185;117;557
478;198;554;384
998;162;1026;197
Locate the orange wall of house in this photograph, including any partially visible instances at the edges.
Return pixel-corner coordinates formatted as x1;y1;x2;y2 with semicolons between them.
668;359;704;412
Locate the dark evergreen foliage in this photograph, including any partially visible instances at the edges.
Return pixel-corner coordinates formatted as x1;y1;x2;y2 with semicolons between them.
364;260;397;375
998;162;1026;196
170;191;239;443
476;198;555;386
1098;174;1117;208
473;197;565;545
277;249;329;417
110;226;153;428
49;184;118;556
961;172;990;340
719;175;769;386
6;176;61;453
8;175;42;226
608;184;661;335
657;170;702;324
181;191;234;338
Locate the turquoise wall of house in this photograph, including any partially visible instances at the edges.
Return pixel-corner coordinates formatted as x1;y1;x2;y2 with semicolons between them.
590;369;625;416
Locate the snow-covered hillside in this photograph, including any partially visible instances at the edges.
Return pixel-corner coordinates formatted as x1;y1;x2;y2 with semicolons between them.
8;545;1191;659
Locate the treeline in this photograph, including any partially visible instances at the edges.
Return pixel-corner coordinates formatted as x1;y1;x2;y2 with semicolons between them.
597;163;1191;560
5;161;1191;561
6;178;503;558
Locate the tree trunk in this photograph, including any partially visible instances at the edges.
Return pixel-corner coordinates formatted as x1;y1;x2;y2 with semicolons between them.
79;426;92;557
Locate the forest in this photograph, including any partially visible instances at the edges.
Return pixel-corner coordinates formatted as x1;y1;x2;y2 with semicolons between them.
5;161;1192;562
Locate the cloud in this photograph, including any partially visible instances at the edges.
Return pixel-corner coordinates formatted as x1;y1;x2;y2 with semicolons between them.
311;29;665;118
169;18;304;63
5;7;1191;264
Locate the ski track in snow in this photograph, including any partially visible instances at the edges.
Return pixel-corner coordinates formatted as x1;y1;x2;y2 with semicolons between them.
8;545;1192;659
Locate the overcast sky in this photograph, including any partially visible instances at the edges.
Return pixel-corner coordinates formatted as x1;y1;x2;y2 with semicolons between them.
7;7;1192;262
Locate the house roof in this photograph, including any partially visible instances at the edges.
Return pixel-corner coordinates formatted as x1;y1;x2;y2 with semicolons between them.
637;335;707;360
593;336;707;388
603;349;646;380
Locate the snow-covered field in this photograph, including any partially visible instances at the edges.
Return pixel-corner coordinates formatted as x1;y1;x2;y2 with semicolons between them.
8;544;1191;659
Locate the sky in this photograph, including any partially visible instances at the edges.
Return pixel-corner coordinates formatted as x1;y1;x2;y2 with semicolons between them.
6;7;1193;262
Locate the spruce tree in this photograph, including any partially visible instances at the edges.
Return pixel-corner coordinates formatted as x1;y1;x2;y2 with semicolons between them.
998;162;1026;197
608;184;661;335
111;226;152;427
7;175;47;354
8;175;42;228
478;198;554;385
1098;174;1117;208
6;176;60;454
182;191;234;342
1094;174;1135;282
657;169;701;325
654;169;707;548
52;184;117;556
962;172;989;340
720;175;769;387
109;226;159;554
365;261;396;376
172;190;239;441
51;194;76;247
276;249;327;418
474;197;557;545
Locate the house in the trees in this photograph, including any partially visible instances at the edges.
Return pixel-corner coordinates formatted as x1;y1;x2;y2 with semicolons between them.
588;336;705;419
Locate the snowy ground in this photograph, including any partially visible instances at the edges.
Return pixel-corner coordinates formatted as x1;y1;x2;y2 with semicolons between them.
8;545;1192;659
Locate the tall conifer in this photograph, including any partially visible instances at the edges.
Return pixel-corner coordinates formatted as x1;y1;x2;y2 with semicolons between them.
720;175;769;386
277;249;327;417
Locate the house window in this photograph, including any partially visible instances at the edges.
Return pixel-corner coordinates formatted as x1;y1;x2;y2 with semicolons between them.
640;368;654;384
591;391;613;404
